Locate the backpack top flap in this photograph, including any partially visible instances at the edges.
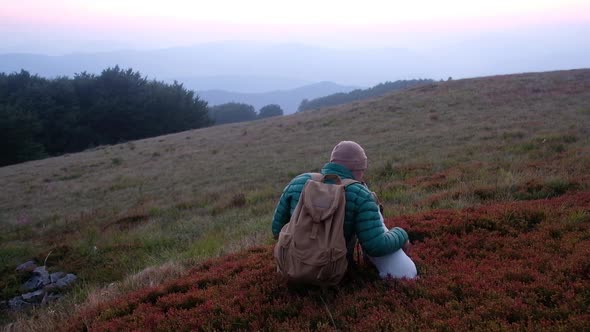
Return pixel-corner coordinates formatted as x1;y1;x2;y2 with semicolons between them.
302;179;342;222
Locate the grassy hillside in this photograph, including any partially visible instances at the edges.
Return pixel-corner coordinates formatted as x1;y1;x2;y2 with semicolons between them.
1;69;589;329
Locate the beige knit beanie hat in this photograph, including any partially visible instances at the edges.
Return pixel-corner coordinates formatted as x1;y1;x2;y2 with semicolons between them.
330;141;368;171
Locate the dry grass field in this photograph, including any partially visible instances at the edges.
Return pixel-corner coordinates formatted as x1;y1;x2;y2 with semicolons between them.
1;69;589;330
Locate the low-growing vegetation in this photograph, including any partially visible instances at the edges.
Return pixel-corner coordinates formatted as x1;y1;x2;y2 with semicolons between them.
66;193;590;331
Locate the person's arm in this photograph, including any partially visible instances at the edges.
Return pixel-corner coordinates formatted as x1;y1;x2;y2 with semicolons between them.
271;184;292;239
352;187;409;257
271;174;311;238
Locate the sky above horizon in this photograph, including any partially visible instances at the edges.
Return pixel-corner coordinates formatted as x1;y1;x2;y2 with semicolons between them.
1;0;589;54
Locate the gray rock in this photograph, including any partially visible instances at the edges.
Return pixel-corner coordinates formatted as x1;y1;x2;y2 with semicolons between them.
9;269;78;311
33;266;49;276
22;275;44;291
54;274;77;289
21;289;45;303
32;266;51;285
50;271;66;283
16;260;37;273
8;296;32;310
33;266;47;275
43;283;58;292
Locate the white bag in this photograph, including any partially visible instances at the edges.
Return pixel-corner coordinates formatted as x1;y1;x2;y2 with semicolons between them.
367;211;418;279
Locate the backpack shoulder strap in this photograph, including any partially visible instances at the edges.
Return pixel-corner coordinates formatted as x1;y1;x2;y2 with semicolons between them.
308;173;324;182
341;179;360;187
308;173;344;185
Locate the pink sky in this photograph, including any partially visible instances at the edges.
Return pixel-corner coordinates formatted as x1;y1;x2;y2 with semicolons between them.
1;0;589;52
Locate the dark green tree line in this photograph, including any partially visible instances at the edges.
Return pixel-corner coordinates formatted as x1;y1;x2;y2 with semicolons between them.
209;102;257;125
298;79;435;112
258;104;283;119
208;103;284;125
0;67;211;166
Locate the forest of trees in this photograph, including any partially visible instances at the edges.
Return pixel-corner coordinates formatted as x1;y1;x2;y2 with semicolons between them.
258;104;283;119
0;67;211;166
209;102;283;125
298;79;434;112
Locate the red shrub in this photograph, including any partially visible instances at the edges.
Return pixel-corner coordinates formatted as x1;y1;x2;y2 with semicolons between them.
67;193;590;331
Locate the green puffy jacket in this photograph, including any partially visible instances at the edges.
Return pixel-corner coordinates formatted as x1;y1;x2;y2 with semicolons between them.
272;162;408;257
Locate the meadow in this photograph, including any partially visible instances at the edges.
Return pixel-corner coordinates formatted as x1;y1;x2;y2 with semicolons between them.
1;69;589;330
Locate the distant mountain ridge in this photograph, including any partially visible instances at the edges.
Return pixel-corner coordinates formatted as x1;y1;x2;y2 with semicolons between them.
171;75;312;93
198;81;360;114
1;40;588;94
0;42;429;88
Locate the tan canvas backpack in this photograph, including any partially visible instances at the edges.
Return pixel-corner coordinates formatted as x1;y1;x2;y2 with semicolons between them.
274;173;358;286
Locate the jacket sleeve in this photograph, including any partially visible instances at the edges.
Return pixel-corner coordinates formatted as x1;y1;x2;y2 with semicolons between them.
352;186;409;257
271;174;310;237
272;183;293;237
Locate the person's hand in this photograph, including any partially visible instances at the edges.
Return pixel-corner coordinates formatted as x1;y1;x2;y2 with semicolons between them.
402;240;412;254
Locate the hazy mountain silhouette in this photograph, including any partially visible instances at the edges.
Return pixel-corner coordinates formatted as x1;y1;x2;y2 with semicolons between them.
0;42;427;88
173;75;312;94
1;38;588;91
198;81;360;114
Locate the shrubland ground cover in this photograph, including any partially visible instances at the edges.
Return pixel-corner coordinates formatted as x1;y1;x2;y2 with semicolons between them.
1;69;589;329
67;193;590;331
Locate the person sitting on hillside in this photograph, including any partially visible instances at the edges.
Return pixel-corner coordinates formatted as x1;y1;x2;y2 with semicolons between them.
272;141;417;279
